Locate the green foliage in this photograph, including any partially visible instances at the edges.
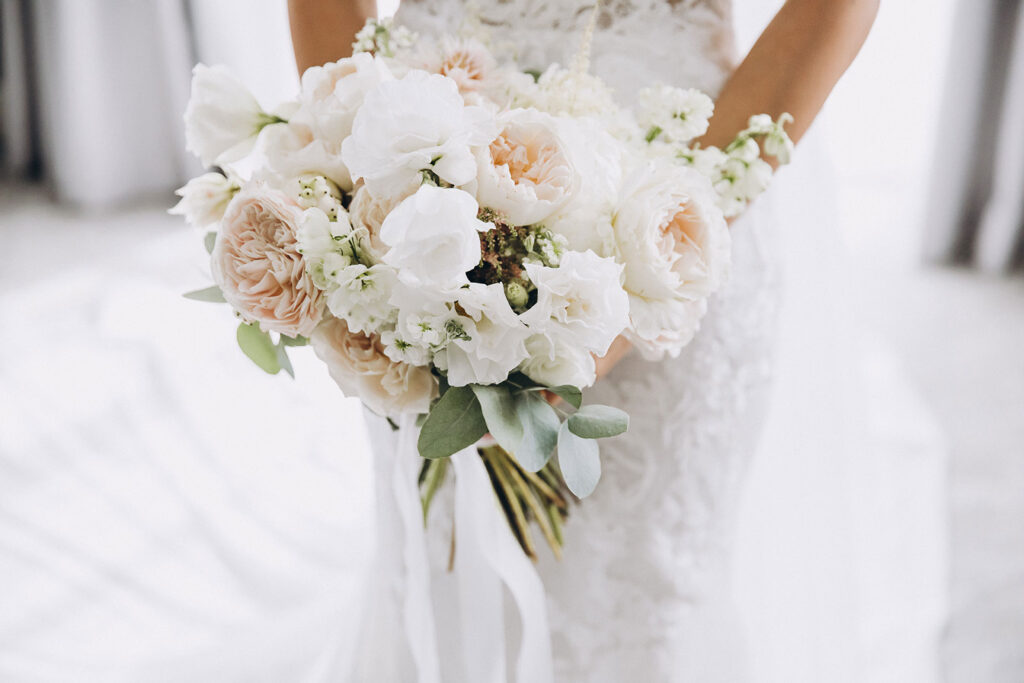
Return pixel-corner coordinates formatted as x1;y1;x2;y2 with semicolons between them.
557;421;601;498
471;384;523;455
567;404;629;439
236;322;280;375
183;285;225;303
514;391;560;472
418;385;488;460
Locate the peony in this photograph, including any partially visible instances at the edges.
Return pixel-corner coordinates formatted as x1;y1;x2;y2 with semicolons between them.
436;283;530;386
348;185;404;264
184;64;280;167
420;38;496;94
293;52;393;146
520;251;629;356
341;70;497;198
169;172;238;228
612;160;731;358
311;317;437;416
379;186;490;288
212;185;324;338
519;333;596;389
474;109;577;226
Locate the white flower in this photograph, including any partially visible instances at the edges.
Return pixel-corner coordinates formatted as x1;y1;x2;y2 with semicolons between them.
296;207;360;289
519;333;596;389
418;37;497;95
311;317;437;417
379;186;490;288
293;52;393;147
436;283;530;386
326;263;399;335
184;64;279;167
637;86;714;143
474;109;576;226
348;185;404;264
294;175;344;219
613;160;731;358
249;121;353;191
533;65;618;119
341;70;498;198
169;172;238;228
520;251;629;356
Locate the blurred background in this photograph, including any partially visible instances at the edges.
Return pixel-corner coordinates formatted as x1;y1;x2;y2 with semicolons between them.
1;0;1022;681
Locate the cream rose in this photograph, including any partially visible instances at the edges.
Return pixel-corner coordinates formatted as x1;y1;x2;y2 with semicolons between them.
348;185;404;264
212;185;325;338
311;317;437;416
475;109;576;226
613;160;731;358
421;38;496;95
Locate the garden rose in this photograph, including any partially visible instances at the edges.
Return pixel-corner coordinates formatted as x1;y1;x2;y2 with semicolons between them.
348;185;403;264
212;185;324;337
311;317;437;416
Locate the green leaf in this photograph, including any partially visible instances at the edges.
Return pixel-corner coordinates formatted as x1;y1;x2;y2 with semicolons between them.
275;342;294;378
471;384;523;455
279;334;309;347
567;404;629;439
513;391;560;472
204;231;217;254
418;385;488;460
557;421;601;498
547;385;582;409
183;285;226;303
505;372;540;391
236;322;280;375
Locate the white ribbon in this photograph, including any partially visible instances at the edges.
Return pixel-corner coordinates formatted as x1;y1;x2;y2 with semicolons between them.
363;412;554;683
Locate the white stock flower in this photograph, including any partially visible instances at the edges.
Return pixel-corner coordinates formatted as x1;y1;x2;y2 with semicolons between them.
296;207;359;289
379;186;490;288
613;160;731;358
293;52;393;146
184;64;279;167
170;172;238;228
520;250;629;356
637;86;714;143
474;109;576;226
341;70;498;198
519;333;596;389
326;263;399;335
437;283;530;386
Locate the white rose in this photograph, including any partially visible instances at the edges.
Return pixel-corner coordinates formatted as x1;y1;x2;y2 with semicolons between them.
169;172;238;228
474;109;576;226
520;250;629;356
293;52;393;145
613;160;731;358
379;186;490;288
184;64;279;167
341;70;498;198
436;283;530;386
312;317;437;417
519;333;596;389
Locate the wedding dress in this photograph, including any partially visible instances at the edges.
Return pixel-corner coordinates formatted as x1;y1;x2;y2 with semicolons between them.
362;1;781;681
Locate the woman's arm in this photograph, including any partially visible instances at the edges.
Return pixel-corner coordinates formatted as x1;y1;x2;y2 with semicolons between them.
701;0;880;151
288;0;377;74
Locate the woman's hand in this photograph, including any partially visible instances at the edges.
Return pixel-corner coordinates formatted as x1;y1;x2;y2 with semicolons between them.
594;335;633;382
288;0;377;74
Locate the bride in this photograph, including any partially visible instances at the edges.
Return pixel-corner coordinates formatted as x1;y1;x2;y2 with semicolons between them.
289;0;879;681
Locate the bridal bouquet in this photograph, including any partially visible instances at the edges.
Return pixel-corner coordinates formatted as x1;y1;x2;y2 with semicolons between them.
173;16;791;558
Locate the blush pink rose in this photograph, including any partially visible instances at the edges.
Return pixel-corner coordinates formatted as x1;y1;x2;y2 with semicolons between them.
213;185;325;337
311;317;437;416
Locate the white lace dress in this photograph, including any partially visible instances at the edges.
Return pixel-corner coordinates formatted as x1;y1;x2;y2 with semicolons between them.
372;2;781;681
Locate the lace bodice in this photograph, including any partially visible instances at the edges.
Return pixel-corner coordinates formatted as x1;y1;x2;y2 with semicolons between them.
386;2;781;680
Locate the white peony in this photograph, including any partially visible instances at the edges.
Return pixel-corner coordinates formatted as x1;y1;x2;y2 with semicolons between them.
184;64;280;167
169;172;238;228
519;333;596;389
474;109;577;226
613;160;731;358
293;52;393;146
520;250;629;357
436;283;530;386
379;186;490;288
418;37;497;95
341;70;498;198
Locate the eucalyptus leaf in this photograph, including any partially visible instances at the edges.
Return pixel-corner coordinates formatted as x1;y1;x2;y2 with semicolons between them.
275;342;294;378
183;285;226;303
418;385;488;460
557;421;601;498
204;231;217;254
547;385;582;409
236;323;281;375
514;392;560;472
280;334;309;347
567;404;629;439
471;384;523;454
